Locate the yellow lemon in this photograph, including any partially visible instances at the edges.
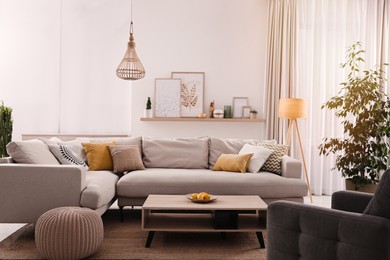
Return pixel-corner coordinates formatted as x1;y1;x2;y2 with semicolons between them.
191;193;198;200
203;193;210;200
197;193;205;200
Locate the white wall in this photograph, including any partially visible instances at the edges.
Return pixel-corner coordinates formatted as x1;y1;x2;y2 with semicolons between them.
132;0;269;138
0;0;269;140
0;0;61;140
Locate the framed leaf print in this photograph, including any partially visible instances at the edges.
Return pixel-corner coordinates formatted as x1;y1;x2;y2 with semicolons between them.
172;72;205;117
154;78;181;117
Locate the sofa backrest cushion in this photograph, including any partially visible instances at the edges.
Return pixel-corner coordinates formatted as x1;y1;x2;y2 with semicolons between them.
363;170;390;219
6;139;60;164
142;137;209;169
209;137;276;168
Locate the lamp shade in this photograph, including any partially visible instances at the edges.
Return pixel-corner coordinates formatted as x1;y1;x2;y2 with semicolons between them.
278;98;308;119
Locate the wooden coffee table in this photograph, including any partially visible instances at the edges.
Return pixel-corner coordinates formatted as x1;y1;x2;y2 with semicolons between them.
141;194;268;248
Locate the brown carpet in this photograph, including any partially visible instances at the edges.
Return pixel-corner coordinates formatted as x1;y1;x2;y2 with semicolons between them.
0;209;267;259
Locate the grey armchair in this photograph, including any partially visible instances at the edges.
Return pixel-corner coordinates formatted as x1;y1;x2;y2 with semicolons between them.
267;170;390;260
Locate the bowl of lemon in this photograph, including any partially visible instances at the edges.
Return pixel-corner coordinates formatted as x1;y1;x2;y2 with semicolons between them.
186;192;218;203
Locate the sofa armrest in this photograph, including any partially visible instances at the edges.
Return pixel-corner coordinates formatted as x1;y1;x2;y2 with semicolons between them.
331;190;373;213
281;155;302;179
267;201;390;260
0;164;87;223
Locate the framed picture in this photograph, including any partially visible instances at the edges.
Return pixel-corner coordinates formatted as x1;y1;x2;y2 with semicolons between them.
154;78;181;117
242;106;251;118
171;72;205;117
232;97;248;118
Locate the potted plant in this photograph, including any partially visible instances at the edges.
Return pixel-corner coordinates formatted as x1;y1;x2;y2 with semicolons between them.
250;109;258;119
319;42;390;192
0;101;13;158
144;97;153;118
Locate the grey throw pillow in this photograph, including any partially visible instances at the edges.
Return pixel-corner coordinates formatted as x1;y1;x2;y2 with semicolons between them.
363;170;390;219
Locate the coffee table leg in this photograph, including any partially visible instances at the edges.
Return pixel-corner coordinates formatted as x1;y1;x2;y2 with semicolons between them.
145;231;155;248
256;232;265;248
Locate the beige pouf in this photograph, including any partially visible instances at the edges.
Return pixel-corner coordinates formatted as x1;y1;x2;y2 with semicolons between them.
35;207;104;260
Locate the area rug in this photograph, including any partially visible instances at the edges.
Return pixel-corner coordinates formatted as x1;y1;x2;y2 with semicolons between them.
0;209;267;259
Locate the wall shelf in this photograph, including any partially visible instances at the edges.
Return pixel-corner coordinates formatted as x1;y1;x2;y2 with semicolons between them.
140;117;265;122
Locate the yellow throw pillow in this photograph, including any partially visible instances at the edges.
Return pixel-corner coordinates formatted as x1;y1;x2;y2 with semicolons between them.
82;142;116;171
213;153;253;173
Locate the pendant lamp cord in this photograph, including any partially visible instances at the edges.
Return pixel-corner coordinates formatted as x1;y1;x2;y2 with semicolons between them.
130;0;133;34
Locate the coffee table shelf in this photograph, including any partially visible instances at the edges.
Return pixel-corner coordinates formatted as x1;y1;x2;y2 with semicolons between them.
143;212;264;232
141;195;268;248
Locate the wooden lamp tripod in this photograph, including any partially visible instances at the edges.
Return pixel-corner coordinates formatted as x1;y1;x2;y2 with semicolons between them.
278;98;312;203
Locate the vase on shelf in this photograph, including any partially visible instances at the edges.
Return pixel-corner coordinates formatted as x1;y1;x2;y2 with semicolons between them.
213;109;224;119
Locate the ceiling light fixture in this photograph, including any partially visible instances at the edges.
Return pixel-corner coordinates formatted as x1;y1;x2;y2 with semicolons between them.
116;0;145;80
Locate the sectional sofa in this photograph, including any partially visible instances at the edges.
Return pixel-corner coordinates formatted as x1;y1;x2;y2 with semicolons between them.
0;136;308;223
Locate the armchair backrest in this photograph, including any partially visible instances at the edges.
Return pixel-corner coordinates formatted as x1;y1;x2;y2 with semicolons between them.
364;170;390;219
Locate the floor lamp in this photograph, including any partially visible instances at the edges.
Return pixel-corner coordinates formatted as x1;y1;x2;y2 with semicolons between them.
278;98;313;203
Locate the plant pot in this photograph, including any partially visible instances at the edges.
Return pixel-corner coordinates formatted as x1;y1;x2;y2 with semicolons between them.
144;109;153;118
250;112;257;119
345;179;377;193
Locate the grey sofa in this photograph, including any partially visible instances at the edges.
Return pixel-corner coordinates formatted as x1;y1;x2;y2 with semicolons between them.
0;136;308;223
267;170;390;260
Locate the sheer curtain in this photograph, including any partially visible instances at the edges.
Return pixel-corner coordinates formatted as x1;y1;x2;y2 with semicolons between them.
265;0;297;142
295;0;389;195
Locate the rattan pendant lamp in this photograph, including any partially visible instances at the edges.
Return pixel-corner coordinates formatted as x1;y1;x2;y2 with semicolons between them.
116;0;145;80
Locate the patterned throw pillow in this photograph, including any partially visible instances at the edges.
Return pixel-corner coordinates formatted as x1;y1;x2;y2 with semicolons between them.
48;145;88;168
256;143;289;175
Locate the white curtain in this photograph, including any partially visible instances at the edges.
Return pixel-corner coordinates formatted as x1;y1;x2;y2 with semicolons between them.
295;0;389;195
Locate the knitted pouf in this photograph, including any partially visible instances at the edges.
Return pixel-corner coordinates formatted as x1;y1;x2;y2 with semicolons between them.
35;207;104;260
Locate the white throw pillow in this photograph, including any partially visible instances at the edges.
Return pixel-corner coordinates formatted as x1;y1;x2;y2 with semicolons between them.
238;144;273;173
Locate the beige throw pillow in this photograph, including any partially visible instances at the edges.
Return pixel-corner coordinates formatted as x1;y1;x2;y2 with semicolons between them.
6;139;60;164
213;153;253;173
108;145;145;174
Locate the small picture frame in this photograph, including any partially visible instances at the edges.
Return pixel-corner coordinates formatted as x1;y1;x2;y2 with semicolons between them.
232;97;249;118
171;72;205;117
154;78;181;117
242;106;251;118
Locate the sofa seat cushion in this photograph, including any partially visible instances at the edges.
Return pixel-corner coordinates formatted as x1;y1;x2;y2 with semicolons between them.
116;168;307;199
80;171;119;209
